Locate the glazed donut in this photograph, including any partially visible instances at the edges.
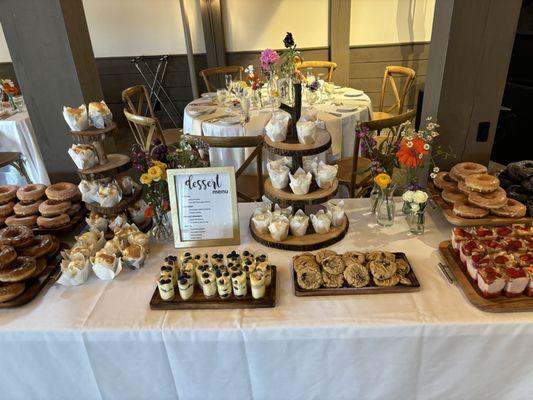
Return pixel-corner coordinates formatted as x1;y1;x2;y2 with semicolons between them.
522;176;533;193
0;245;17;270
491;199;527;218
0;201;14;217
0;225;34;248
37;213;70;229
441;187;467;204
0;186;18;204
18;235;55;258
457;181;474;195
5;215;38;228
67;202;81;216
0;256;36;282
468;188;508;210
448;168;463;182
45;182;79;201
13;200;42;217
464;173;500;193
506;185;529;203
0;281;25;302
453;200;489;219
507;160;533;181
32;258;48;278
38;199;71;217
433;172;457;191
16;184;46;202
452;162;488;180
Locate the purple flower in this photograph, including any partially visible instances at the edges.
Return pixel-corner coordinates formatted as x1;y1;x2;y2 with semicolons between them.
356;126;370;138
260;49;280;71
283;32;295;48
308;80;319;92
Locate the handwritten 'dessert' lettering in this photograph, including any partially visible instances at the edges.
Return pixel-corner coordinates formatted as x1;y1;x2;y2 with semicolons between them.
184;174;222;191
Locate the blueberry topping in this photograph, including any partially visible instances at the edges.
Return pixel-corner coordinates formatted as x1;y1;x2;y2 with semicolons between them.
223;272;230;277
243;251;249;256
179;278;187;285
184;252;190;257
231;272;238;278
215;270;222;277
202;272;209;279
244;265;249;272
245;259;252;265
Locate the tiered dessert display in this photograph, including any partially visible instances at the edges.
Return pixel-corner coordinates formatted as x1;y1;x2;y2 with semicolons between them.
250;83;349;251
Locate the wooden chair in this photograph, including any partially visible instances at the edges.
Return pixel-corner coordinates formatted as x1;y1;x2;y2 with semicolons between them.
121;85;181;146
295;61;337;82
199;66;244;92
373;66;416;121
0;152;31;183
123;109;161;151
335;109;416;198
200;135;263;202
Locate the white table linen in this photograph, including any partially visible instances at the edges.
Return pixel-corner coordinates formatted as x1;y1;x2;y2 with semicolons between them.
1;199;533;399
0;111;50;185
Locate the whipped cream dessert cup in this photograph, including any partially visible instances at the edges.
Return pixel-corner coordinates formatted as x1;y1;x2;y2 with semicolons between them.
231;271;247;298
250;271;266;299
216;271;232;299
178;274;194;300
158;278;175;301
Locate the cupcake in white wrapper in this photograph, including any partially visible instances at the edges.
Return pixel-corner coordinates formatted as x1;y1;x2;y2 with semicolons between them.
114;223;140;244
324;200;345;227
75;230;105;254
128;199;149;226
98;182;122;207
296;120;317;145
79;180;99;204
254;196;273;216
311;210;332;234
103;237;123;257
68;144;98;170
267;160;290;189
88;101;113;129
289;209;310;237
91;250;123;280
130;231;150;253
122;243;146;270
268;215;289;241
265;112;289;142
315;161;338;189
58;256;91;286
289;168;312;195
66;244;92;261
252;210;272;234
86;211;108;232
117;176;135;196
109;213;128;232
302;157;318;175
63;104;89;131
273;204;293;219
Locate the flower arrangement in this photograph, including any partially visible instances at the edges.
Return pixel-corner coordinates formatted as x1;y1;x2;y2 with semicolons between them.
402;189;429;234
244;64;261;91
260;48;280;77
373;173;395;226
279;32;301;78
1;79;19;109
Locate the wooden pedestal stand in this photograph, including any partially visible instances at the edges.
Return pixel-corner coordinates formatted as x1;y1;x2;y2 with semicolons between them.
250;83;349;251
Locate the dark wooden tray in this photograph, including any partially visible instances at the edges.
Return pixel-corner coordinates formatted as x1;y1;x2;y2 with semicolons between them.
33;208;86;234
150;266;277;310
0;242;68;308
439;240;533;312
293;252;420;296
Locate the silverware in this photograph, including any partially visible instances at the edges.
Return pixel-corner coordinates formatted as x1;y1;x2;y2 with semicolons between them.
438;262;455;284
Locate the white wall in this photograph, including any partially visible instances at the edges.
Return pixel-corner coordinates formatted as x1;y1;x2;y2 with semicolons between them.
0;24;11;62
350;0;435;45
222;0;329;52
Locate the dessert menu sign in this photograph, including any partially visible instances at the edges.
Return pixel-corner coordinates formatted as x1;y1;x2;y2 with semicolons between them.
167;167;240;248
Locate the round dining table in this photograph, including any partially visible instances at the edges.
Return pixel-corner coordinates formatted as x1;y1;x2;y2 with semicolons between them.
183;87;373;171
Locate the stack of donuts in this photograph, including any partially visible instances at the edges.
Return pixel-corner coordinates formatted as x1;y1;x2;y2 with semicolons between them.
498;160;533;217
433;162;527;219
0;182;82;229
0;225;60;303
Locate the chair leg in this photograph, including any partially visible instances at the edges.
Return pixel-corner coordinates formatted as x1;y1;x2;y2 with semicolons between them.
11;157;32;184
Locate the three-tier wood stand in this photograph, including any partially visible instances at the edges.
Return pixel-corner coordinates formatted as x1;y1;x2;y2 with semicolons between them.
249;83;349;251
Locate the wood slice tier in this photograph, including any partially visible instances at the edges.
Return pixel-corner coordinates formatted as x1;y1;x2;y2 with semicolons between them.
263;129;331;156
68;122;118;143
84;188;142;215
249;214;348;251
264;178;338;205
77;153;131;180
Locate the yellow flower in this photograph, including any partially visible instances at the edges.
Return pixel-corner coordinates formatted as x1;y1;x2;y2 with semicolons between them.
147;165;164;182
374;173;391;189
140;173;152;185
152;160;167;171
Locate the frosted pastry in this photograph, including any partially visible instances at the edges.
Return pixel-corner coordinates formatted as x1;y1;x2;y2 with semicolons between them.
91;249;123;280
231;271;247;298
98;183;122;208
122;244;146;270
117;176;135;196
58;257;90;286
88;100;113;129
267;160;290;189
252;210;272;234
324;200;345;227
130;232;150;253
273;204;293;219
268;215;289;241
296;119;317;144
109;213;128;232
315;161;338;189
68;144;98;170
250;271;266;299
311;210;332;234
158;277;175;301
289;209;309;237
68;244;92;260
201;270;217;298
216;270;232;299
289;168;312;195
63;104;89;131
127;199;148;226
76;230;105;252
79;180;99;204
178;273;194;300
265;111;289;142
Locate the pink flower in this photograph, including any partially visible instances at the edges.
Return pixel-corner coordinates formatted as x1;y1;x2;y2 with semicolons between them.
260;49;280;71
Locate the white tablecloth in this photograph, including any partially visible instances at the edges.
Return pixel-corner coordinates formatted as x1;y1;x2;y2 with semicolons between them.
1;199;533;399
0;111;50;185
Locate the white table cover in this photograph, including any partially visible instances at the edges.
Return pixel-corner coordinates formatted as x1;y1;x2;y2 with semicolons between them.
0;111;50;185
1;199;533;400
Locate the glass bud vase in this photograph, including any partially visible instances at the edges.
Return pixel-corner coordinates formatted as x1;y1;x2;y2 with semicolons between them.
150;206;172;241
376;185;396;227
408;210;426;235
369;184;381;214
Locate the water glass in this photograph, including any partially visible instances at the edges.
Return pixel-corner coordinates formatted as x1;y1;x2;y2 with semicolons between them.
216;89;227;104
13;95;25;111
225;74;233;92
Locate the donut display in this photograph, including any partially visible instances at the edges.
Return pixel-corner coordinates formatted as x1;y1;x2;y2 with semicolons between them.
16;184;46;202
500;160;533;217
0;186;17;204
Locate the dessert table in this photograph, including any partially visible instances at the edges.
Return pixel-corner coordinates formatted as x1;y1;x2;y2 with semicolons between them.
1;199;533;400
0;111;50;185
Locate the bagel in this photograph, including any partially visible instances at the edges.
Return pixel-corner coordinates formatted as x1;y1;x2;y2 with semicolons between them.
18;235;56;258
0;186;18;204
16;184;46;202
0;256;36;282
13;200;42;217
452;162;488;180
0;282;25;303
36;214;70;229
38;199;71;217
464;173;500;193
5;214;38;228
45;182;79;201
452;200;489;219
468;188;508;210
0;201;14;217
0;245;17;270
441;187;467;204
491;199;527;218
0;225;34;248
433;172;457;191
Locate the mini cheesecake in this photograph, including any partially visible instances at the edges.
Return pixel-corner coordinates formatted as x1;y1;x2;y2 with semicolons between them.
210;253;225;267
512;224;533;237
482;239;507;254
514;253;533;268
496;226;514;238
477;266;506;298
193;253;209;265
179;251;193;263
451;227;473;251
466;253;492;281
492;252;516;269
503;267;528;297
505;238;527;254
474;226;497;240
460;240;485;264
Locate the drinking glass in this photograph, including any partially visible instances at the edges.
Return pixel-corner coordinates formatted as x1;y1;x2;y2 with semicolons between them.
216;89;227;104
225;74;233;92
13;95;25;112
306;68;315;84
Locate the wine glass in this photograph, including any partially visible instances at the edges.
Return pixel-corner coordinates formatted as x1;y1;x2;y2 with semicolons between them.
225;74;233;93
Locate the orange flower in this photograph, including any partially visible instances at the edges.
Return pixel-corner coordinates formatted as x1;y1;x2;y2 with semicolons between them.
396;137;428;168
144;205;154;218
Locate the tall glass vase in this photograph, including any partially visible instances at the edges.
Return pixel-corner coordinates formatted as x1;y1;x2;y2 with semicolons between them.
369;184;381;214
407;210;426;235
376;185;396;227
150;206;172;241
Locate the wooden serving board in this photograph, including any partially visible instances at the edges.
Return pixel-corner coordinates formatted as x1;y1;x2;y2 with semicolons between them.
0;242;67;308
293;252;420;296
428;182;532;227
439;240;533;313
264;178;339;205
263;130;332;156
150;266;276;310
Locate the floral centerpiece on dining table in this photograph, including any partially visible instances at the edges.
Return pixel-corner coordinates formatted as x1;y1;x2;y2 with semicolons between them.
131;135;209;240
0;79;19;110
